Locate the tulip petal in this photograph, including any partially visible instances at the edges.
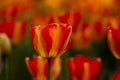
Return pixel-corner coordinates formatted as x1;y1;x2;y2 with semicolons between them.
107;26;120;59
57;24;72;55
35;26;48;57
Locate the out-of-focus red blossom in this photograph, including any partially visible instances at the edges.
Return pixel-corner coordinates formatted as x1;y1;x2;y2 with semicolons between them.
106;26;120;59
72;22;92;49
25;55;61;80
93;20;105;41
63;0;114;14
112;69;120;80
67;55;101;80
30;23;72;58
1;5;18;19
81;22;92;44
49;10;81;33
0;20;26;44
0;0;34;20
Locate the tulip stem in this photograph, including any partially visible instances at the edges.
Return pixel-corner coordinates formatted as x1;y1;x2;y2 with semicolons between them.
48;58;51;80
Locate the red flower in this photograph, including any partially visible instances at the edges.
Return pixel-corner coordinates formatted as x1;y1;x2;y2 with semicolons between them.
0;20;26;44
106;26;120;59
93;20;104;41
25;55;61;80
112;69;120;80
49;11;81;33
72;22;92;50
67;55;101;80
30;23;72;58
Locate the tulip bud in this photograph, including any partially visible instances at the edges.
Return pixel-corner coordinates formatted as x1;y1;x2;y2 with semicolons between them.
0;33;11;54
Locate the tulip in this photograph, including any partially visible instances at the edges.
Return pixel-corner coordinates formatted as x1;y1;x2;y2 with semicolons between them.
0;33;11;54
112;69;120;80
0;33;11;74
0;0;34;20
25;55;61;80
106;26;120;59
93;20;105;41
0;20;26;44
72;22;92;50
49;11;81;33
67;55;101;80
63;11;81;33
30;23;72;58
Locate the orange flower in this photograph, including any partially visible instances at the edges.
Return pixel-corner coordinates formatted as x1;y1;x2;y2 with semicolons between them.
30;23;72;58
0;20;26;44
106;26;120;59
25;55;61;80
67;55;101;80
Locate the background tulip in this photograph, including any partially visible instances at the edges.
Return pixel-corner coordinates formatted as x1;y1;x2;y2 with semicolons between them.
67;55;101;80
112;69;120;80
0;20;26;44
0;33;11;54
107;26;120;59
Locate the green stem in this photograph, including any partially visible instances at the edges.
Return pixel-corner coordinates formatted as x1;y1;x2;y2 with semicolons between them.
48;58;51;80
5;57;9;80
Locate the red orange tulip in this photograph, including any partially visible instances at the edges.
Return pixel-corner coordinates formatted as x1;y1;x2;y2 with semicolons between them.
67;55;101;80
25;55;61;80
0;20;26;44
30;23;72;58
107;26;120;59
49;11;81;33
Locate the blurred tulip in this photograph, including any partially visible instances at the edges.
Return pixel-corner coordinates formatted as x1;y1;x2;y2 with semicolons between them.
81;22;92;47
0;33;11;54
0;20;26;44
79;0;114;14
61;11;81;33
112;69;120;80
67;55;101;80
64;0;114;14
30;23;72;58
93;20;105;41
0;0;34;20
1;5;18;20
0;33;11;74
106;26;120;59
72;22;92;50
49;10;81;33
25;55;61;80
